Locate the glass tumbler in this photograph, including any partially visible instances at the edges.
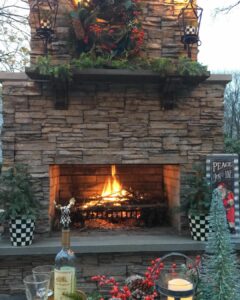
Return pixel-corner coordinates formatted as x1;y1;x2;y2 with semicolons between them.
32;265;54;299
24;274;50;300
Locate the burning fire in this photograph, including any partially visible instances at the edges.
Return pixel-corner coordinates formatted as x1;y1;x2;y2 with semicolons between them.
101;165;127;200
82;165;129;209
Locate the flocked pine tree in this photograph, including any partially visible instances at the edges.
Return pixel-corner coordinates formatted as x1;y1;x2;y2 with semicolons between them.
198;188;239;300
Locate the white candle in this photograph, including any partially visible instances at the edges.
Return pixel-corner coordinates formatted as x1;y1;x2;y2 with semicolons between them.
167;278;193;300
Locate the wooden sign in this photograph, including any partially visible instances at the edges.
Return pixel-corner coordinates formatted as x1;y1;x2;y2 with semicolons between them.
206;154;239;236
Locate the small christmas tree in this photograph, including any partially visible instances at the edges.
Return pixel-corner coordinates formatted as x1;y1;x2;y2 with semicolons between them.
199;188;239;300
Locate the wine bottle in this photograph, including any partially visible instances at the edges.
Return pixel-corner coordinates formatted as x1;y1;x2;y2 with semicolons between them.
54;228;76;300
54;198;76;300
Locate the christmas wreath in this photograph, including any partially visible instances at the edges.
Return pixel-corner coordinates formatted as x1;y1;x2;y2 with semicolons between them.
70;0;144;58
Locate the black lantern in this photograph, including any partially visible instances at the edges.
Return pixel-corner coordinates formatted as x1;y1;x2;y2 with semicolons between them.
178;0;203;58
155;253;199;300
30;0;59;54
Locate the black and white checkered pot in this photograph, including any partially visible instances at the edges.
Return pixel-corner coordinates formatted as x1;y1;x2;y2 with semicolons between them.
9;218;35;246
188;214;210;241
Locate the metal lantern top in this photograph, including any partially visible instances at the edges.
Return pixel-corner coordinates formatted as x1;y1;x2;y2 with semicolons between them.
155;252;199;300
30;0;59;39
178;0;203;46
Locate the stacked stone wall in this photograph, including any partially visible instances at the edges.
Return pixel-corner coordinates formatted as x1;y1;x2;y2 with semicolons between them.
28;0;197;64
1;78;226;231
0;251;203;294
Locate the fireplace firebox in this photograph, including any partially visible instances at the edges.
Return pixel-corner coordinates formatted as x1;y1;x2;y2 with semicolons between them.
49;164;180;230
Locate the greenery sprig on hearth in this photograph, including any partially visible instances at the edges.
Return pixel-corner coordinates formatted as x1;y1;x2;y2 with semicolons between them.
70;0;143;58
34;54;209;81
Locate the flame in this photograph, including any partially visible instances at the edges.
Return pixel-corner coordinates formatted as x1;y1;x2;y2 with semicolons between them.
81;165;129;209
72;0;91;7
101;165;122;198
72;0;79;7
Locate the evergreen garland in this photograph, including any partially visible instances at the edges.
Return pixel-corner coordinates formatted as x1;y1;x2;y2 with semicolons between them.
198;188;239;300
70;0;144;58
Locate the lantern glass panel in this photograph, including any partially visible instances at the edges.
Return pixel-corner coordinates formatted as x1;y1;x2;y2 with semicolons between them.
178;1;203;45
31;0;58;31
39;8;52;30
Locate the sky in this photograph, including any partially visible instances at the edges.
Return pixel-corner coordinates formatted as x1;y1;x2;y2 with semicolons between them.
198;0;240;73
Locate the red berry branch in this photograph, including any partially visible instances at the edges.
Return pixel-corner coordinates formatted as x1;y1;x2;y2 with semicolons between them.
91;255;201;300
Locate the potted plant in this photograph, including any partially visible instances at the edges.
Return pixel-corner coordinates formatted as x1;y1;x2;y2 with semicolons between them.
181;164;212;241
0;164;39;246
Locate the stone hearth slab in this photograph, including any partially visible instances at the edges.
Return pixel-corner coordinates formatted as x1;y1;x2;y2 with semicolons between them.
0;232;239;256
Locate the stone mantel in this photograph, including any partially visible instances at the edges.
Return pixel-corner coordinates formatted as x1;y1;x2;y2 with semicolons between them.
0;72;232;108
0;71;232;84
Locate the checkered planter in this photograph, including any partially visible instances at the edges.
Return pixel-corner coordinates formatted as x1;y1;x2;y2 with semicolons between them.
9;218;35;246
188;214;210;241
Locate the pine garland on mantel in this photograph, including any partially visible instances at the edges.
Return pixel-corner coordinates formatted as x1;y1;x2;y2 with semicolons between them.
70;0;144;58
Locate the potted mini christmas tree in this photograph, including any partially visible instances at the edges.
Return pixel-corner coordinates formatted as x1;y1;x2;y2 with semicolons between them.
181;164;212;241
198;188;239;300
0;164;39;246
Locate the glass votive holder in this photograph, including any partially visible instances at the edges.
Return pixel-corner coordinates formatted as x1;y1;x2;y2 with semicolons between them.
32;265;54;299
24;273;50;300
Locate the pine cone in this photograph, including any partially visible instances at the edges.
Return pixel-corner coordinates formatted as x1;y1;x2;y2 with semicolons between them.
125;275;151;299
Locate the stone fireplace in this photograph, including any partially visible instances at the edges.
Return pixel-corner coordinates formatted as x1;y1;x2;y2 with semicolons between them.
0;1;234;294
0;0;230;234
1;74;229;233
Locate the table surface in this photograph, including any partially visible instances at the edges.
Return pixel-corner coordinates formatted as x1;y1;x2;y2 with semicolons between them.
0;295;26;300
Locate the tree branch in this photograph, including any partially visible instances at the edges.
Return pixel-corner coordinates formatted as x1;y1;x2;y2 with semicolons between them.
215;1;240;14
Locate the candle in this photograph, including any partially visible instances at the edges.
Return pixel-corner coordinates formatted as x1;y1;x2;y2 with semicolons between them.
167;278;193;300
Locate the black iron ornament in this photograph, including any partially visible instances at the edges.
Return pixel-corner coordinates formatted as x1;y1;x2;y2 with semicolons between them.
55;198;76;229
30;0;59;54
178;0;203;58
